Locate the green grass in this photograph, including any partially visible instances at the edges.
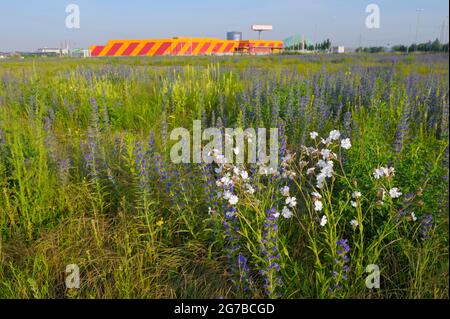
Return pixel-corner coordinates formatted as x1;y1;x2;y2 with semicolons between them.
0;53;448;298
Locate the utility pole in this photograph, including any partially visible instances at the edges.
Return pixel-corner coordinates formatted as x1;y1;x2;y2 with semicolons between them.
415;9;424;51
358;33;362;53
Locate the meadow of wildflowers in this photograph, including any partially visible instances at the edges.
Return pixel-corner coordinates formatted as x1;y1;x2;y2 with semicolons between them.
0;53;448;299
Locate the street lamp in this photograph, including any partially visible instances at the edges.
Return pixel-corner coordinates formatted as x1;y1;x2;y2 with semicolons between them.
415;9;424;51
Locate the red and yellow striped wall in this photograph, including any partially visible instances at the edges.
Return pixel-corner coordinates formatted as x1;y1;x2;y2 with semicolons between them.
90;38;283;57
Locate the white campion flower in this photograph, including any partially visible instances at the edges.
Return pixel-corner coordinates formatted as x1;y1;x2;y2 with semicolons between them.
208;207;213;215
281;206;293;218
240;170;249;180
320;164;334;179
225;211;235;218
351;201;357;208
220;175;233;187
286;197;297;208
311;191;322;199
316;173;327;189
228;194;239;205
233;166;240;176
320;215;328;227
329;130;341;141
310;131;319;139
411;212;417;222
321;149;332;160
373;168;385;179
214;154;226;164
233;147;240;155
352;191;362;199
272;211;280;219
373;166;396;179
389;187;402;199
246;184;255;195
350;219;359;229
281;186;290;197
321;137;331;145
341;138;352;150
223;191;232;200
314;200;323;212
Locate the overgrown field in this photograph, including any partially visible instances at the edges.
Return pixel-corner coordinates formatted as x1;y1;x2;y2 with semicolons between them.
0;54;448;298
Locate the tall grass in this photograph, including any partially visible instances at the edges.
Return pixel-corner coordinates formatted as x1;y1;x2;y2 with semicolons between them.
0;54;448;298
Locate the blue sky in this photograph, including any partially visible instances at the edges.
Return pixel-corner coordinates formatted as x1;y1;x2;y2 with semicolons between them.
0;0;448;51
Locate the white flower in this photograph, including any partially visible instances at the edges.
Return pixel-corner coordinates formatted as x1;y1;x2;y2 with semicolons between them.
311;191;322;199
220;175;233;187
307;167;316;175
282;206;293;219
352;191;362;199
310;131;319;139
246;184;255;195
411;212;417;222
373;166;396;179
316;160;334;189
314;200;323;212
320;215;328;227
350;219;359;229
240;170;249;180
233;166;240;176
329;130;341;141
389;187;402;199
316;173;327;189
281;186;290;197
351;201;357;208
373;168;385;179
233;147;240;155
228;194;239;205
208;207;213;215
214;154;226;164
223;191;232;200
272;211;280;219
341;138;352;150
286;196;297;208
225;211;235;218
321;149;332;159
214;166;223;174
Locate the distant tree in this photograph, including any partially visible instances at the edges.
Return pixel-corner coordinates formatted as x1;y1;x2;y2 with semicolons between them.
408;43;418;52
431;38;442;52
392;45;407;52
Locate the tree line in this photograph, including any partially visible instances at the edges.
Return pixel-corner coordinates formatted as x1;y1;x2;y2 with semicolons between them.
357;38;449;53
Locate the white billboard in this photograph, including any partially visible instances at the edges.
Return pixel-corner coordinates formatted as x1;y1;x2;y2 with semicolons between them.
251;25;273;31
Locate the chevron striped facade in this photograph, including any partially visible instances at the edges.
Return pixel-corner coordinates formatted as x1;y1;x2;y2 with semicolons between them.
90;38;283;57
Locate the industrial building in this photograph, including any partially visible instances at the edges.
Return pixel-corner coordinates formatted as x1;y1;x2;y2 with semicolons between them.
331;46;345;54
90;36;283;57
